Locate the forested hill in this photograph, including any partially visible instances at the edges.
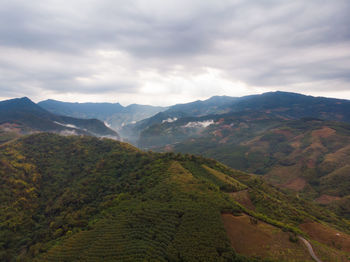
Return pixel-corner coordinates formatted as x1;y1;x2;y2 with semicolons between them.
1;133;350;261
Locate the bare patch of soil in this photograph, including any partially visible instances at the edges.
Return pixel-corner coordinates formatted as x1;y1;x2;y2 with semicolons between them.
273;129;293;138
283;177;307;191
229;190;255;211
265;165;302;185
315;194;341;205
221;213;312;261
0;123;22;133
325;145;350;164
312;127;336;138
300;222;350;253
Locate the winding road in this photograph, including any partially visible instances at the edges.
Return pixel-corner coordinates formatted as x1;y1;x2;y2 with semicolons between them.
298;236;322;262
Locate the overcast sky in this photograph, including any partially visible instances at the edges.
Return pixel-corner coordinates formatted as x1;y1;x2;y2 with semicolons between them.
0;0;349;106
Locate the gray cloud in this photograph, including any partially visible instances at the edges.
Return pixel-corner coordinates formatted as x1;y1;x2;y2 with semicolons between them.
0;0;349;104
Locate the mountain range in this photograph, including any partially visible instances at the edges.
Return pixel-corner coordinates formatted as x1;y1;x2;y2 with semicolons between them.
0;97;119;139
120;92;350;218
38;99;167;131
119;91;350;144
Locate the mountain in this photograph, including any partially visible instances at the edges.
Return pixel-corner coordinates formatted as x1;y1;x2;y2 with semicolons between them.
167;95;238;116
120;95;238;143
125;91;350;144
0;97;119;138
140;112;350;215
1;133;350;261
228;91;350;122
138;111;283;149
133;92;350;218
38;99;167;131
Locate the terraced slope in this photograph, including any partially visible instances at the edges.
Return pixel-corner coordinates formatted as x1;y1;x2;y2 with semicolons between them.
1;133;350;261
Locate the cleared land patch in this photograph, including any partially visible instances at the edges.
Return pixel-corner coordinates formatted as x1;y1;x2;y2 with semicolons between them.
283;177;307;191
221;213;313;261
315;194;342;205
300;222;350;253
312;127;336;138
229;190;255;211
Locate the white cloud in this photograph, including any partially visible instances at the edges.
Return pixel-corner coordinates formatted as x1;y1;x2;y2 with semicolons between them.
0;0;349;105
184;120;214;128
162;117;178;123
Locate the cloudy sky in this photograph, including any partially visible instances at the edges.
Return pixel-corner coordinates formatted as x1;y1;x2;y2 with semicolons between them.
0;0;349;106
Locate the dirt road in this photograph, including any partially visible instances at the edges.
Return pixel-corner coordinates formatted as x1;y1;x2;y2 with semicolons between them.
298;236;322;262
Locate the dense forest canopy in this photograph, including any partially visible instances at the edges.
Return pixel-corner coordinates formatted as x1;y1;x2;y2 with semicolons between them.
1;133;350;261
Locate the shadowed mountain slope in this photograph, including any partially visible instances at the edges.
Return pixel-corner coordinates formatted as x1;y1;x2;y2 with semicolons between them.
122;91;350;144
0;97;119;138
38;99;167;131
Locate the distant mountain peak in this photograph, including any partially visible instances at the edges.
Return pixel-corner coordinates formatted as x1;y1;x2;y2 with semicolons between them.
0;97;119;138
6;96;35;104
0;96;45;112
19;96;32;101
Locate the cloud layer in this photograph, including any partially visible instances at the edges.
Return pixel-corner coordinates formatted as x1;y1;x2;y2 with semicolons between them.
0;0;349;105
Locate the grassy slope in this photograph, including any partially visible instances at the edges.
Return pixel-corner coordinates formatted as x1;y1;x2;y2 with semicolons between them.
1;133;350;261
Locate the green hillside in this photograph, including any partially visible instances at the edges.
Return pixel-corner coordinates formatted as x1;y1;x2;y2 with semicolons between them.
1;133;350;261
138;111;350;215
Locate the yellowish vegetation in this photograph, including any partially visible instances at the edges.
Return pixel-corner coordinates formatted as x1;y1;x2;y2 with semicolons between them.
202;165;247;191
325;145;350;165
167;161;197;190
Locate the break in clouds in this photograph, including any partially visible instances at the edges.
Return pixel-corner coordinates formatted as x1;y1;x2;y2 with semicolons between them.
0;0;350;105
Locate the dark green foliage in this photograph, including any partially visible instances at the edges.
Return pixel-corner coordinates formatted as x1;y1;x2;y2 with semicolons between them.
0;133;242;261
1;133;350;261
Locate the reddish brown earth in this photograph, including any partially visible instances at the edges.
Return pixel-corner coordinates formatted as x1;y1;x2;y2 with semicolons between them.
273;129;293;138
229;190;255;211
221;213;312;261
315;194;342;205
283;177;307;191
0;123;22;133
312;126;336;138
300;222;350;253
